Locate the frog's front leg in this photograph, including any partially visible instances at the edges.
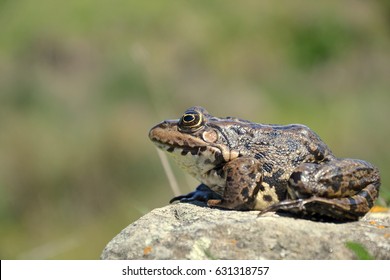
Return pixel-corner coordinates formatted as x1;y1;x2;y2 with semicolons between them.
261;158;380;221
207;157;263;210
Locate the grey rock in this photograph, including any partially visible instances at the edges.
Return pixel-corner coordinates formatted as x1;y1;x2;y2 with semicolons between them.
101;203;390;260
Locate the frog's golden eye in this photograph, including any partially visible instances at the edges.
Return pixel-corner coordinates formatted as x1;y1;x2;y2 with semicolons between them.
179;111;203;131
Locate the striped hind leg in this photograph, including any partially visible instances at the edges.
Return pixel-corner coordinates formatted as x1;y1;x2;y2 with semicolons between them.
259;159;380;221
260;182;380;221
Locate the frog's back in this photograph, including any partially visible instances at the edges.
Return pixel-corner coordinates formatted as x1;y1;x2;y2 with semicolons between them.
222;122;333;203
233;122;334;166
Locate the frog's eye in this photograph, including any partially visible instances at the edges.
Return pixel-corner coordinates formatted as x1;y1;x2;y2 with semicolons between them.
179;110;203;131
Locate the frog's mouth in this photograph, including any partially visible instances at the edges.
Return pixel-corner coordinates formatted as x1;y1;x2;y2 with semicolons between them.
149;121;230;175
149;122;223;156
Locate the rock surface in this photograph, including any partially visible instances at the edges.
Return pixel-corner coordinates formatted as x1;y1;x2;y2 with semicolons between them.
101;203;390;260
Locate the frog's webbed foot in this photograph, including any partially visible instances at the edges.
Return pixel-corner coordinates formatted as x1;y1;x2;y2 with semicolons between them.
169;184;221;203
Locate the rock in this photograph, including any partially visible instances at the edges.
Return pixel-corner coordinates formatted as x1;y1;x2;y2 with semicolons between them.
101;202;390;260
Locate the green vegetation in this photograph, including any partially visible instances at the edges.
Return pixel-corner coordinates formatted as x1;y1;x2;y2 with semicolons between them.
345;242;374;260
0;0;389;259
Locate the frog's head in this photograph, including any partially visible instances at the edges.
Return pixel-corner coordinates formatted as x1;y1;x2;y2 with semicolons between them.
149;106;240;178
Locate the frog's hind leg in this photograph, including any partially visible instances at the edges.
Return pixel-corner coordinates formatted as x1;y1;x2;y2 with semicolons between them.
287;159;380;200
305;182;379;220
260;182;380;221
260;158;380;221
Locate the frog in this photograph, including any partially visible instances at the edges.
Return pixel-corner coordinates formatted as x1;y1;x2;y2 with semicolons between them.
148;106;381;221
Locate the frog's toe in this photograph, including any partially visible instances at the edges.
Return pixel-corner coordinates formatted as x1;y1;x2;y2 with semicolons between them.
257;199;305;216
169;184;221;204
169;192;219;203
169;193;196;203
206;199;223;207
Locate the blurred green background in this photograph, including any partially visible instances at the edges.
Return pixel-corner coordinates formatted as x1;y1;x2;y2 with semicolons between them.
1;0;389;259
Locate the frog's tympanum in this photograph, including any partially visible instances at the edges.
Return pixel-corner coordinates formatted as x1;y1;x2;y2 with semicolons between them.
149;107;380;221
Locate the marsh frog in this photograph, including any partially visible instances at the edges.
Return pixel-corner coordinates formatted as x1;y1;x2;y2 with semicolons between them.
149;106;380;221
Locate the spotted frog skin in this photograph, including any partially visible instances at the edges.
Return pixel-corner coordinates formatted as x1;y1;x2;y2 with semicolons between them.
149;106;380;221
